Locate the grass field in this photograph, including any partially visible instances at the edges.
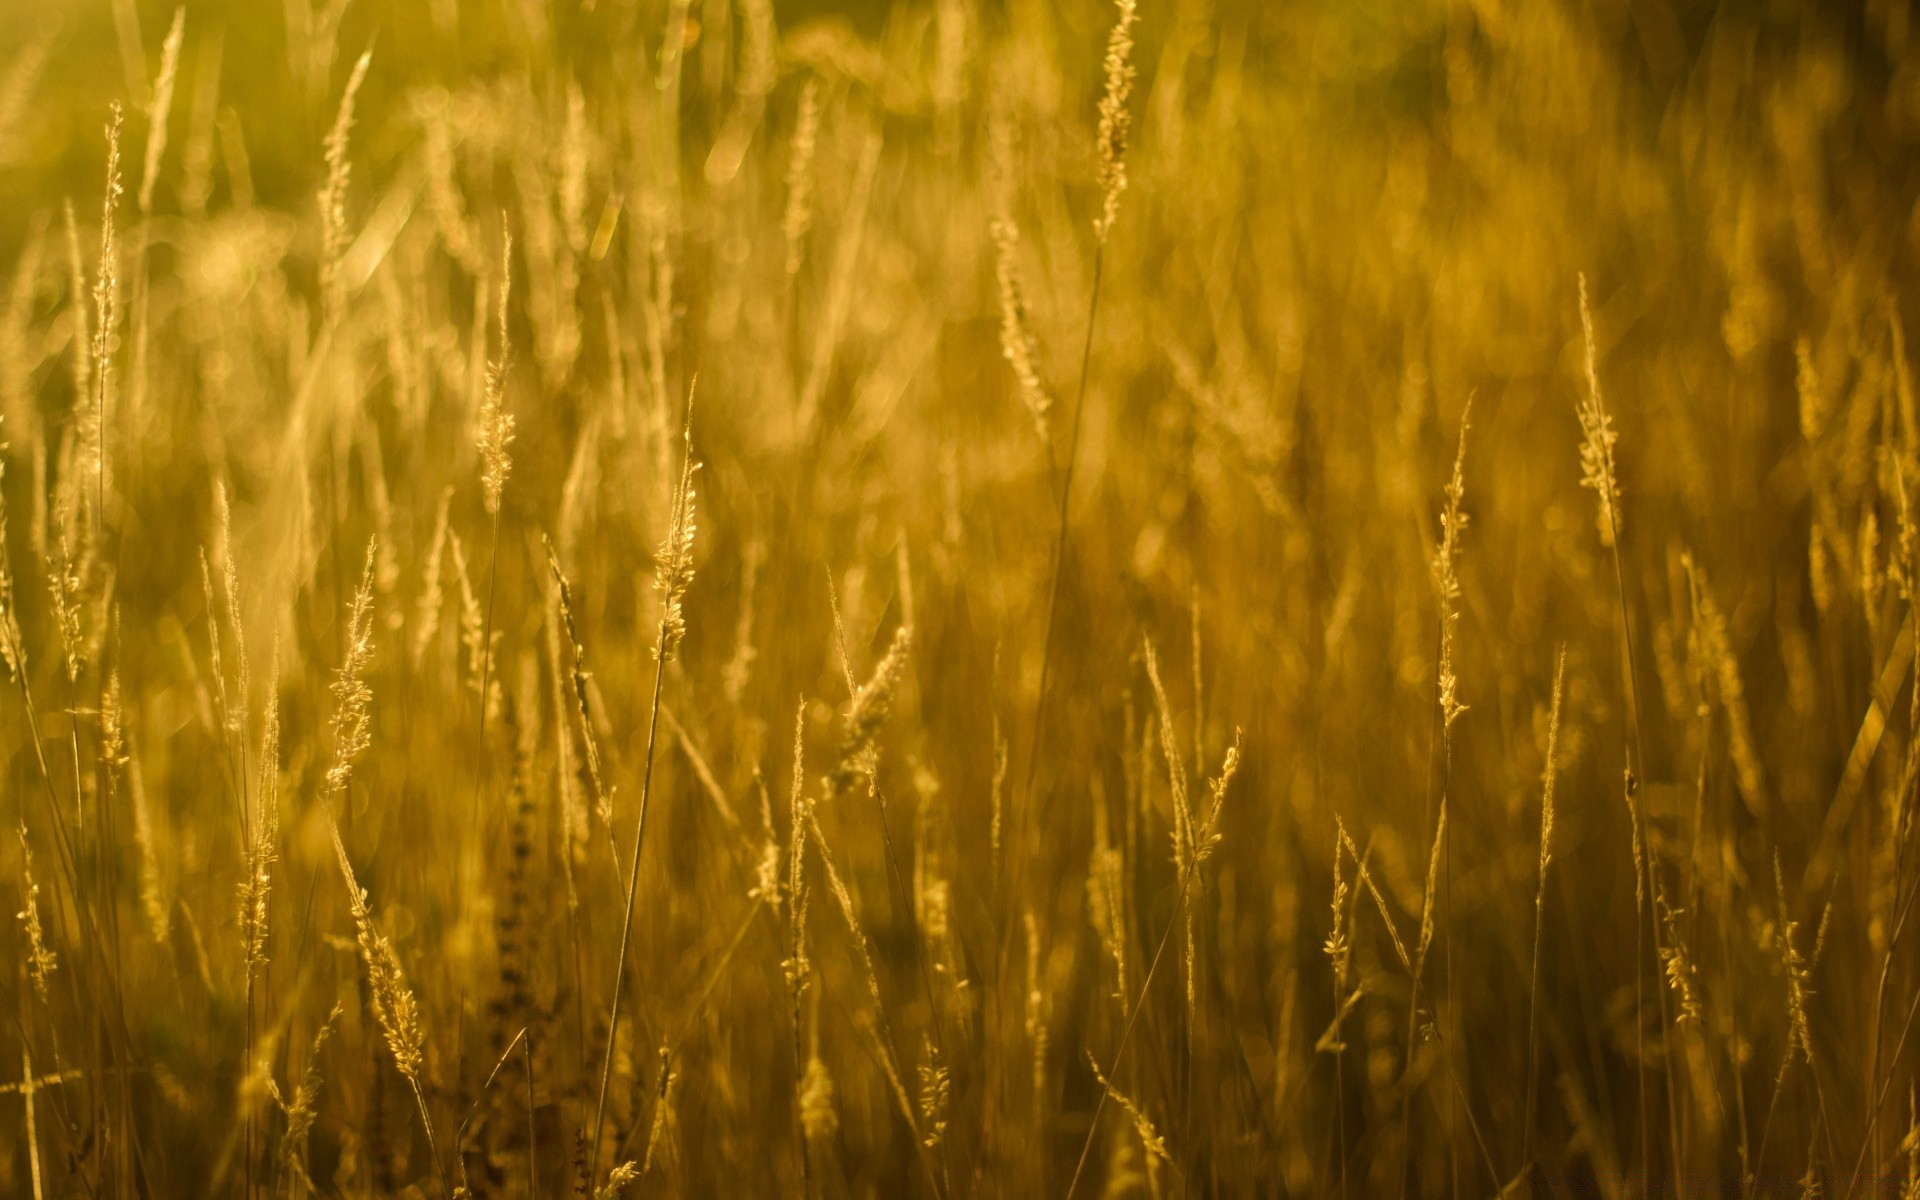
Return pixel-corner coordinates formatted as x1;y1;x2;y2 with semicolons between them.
2;0;1919;1195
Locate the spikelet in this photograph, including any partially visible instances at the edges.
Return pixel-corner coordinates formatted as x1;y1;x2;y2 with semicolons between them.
329;817;425;1087
596;1160;641;1200
320;548;425;1101
319;51;372;325
15;822;56;1001
1323;825;1351;995
1196;728;1242;870
325;543;377;799
783;701;812;996
1086;1051;1167;1164
1413;799;1448;984
1433;399;1472;727
139;9;187;215
1316;826;1368;1056
268;1003;339;1197
0;461;25;680
1574;274;1623;547
213;481;251;740
828;623;911;796
988;113;1051;447
44;458;95;690
639;1046;678;1175
476;228;515;515
451;531;498;716
653;394;699;663
1682;552;1766;816
750;813;782;910
240;645;280;970
782;79;821;277
1142;639;1192;872
412;487;452;667
547;539;610;827
1543;656;1568;846
1772;856;1815;1065
77;103;125;535
1087;798;1129;1001
1093;0;1140;244
916;1035;950;1149
1656;886;1700;1026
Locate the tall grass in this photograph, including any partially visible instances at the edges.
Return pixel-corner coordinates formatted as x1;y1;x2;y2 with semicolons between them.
0;1;1916;1196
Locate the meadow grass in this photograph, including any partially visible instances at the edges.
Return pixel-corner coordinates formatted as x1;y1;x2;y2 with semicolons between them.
1;1;1917;1197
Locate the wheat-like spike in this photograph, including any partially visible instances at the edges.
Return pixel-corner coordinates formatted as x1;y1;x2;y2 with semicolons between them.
325;542;377;799
639;1046;677;1175
1575;273;1623;547
1142;638;1192;874
653;389;700;662
1773;855;1815;1065
327;812;435;1144
1433;397;1473;727
0;461;26;681
1413;798;1448;975
213;481;250;745
239;641;280;970
827;623;911;797
412;487;452;667
89;103;124;526
138;9;186;215
1093;0;1140;244
1324;824;1352;995
785;700;812;995
270;1003;339;1197
1655;879;1701;1026
917;1034;950;1149
546;539;610;829
1087;796;1129;1001
990;110;1051;447
1086;1050;1168;1164
596;1160;641;1200
15;822;56;1001
477;227;515;515
1682;551;1767;816
449;531;496;715
319;50;372;325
